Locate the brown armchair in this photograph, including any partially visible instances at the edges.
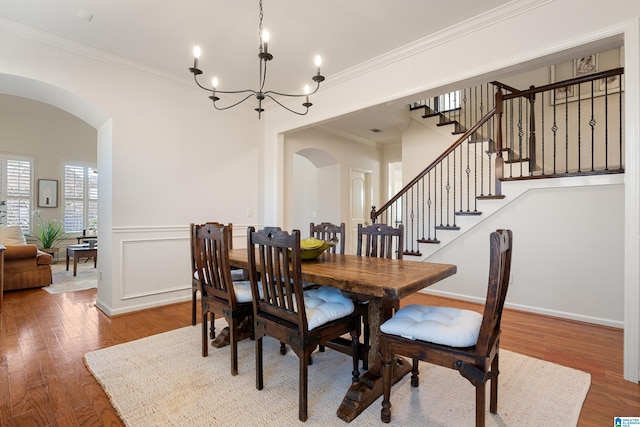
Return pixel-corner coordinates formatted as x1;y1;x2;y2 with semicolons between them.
3;244;53;291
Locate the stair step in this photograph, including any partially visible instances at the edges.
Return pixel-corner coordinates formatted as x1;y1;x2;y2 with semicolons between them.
436;120;459;127
435;225;461;231
417;238;441;244
504;157;530;164
403;249;423;256
456;210;482;216
476;195;505;200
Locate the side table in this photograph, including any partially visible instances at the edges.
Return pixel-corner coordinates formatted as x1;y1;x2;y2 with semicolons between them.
66;245;98;277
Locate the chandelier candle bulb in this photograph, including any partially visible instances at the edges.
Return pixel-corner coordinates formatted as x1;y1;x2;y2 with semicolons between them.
193;45;201;68
303;84;311;107
261;29;269;54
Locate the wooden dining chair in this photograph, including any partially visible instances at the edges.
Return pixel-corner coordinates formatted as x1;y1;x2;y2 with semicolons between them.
194;222;254;376
379;229;513;427
355;222;405;369
357;223;404;259
310;222;345;254
246;226;360;421
190;222;244;326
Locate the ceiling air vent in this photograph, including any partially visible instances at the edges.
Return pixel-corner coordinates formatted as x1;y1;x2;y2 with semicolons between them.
370;128;382;133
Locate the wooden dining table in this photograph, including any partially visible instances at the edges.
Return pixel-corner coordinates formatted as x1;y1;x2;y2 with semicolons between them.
228;247;456;422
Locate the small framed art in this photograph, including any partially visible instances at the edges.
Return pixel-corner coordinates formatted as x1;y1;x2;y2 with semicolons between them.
38;179;58;208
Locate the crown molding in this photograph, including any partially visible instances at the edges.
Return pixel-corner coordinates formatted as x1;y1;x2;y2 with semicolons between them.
325;0;552;90
0;16;187;87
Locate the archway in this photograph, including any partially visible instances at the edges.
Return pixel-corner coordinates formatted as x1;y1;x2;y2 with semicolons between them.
292;148;340;236
0;73;112;297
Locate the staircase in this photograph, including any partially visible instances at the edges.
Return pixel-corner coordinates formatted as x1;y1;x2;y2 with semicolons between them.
373;68;625;259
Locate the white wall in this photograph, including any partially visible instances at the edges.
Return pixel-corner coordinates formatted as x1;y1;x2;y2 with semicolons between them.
291;154;341;235
292;154;318;232
402;115;457;184
425;177;625;326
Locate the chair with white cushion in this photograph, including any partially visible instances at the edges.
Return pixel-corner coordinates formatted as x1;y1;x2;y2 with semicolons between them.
190;222;244;326
194;222;253;375
246;226;360;422
379;229;513;427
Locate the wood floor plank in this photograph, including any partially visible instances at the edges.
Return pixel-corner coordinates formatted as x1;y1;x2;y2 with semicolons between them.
0;281;638;426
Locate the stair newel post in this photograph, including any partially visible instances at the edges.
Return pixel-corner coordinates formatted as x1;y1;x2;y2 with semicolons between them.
370;206;378;225
528;85;537;174
494;88;504;196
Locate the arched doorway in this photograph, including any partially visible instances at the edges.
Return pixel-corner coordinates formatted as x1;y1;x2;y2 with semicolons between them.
292;148;340;238
0;73;112;296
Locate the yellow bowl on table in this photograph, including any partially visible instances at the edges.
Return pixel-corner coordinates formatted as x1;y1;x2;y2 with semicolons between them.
298;237;337;260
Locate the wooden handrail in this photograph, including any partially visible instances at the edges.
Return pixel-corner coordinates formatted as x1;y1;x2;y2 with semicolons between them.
372;105;497;222
502;67;623;101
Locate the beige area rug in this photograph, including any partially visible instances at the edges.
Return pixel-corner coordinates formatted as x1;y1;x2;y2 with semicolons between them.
84;319;591;427
44;257;97;294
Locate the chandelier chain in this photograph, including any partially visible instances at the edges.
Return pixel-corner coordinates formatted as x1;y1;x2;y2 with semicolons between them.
258;0;264;52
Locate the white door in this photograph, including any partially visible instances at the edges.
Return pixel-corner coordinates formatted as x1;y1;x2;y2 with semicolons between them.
349;168;371;254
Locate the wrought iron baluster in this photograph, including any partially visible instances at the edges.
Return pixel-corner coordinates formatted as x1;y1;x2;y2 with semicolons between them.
589;80;596;172
577;84;582;173
565;89;569;174
552;89;558;174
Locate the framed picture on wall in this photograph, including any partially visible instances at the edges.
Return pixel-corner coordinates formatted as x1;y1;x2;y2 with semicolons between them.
38;179;58;208
574;54;598;77
550;49;623;105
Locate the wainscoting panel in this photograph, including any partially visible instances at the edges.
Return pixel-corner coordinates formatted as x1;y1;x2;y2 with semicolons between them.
120;236;190;300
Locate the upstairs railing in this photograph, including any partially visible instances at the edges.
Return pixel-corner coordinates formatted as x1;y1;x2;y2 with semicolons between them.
372;67;624;256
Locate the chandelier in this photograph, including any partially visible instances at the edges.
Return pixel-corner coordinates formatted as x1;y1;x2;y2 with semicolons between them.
188;0;325;119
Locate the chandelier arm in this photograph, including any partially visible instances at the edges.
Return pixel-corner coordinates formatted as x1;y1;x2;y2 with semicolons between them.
193;74;213;92
264;80;321;98
212;88;258;95
211;94;255;111
193;74;257;96
264;94;309;116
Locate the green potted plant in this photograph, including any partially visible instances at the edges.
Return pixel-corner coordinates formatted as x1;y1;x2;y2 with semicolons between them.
28;211;69;254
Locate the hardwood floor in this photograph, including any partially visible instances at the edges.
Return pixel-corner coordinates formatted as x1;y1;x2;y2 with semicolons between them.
0;286;638;426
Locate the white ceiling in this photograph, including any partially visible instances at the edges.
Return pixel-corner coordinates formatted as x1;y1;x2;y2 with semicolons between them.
0;0;512;144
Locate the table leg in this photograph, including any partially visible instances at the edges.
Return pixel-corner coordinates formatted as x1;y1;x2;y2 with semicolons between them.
211;315;253;348
336;298;411;422
66;250;70;271
73;254;78;276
